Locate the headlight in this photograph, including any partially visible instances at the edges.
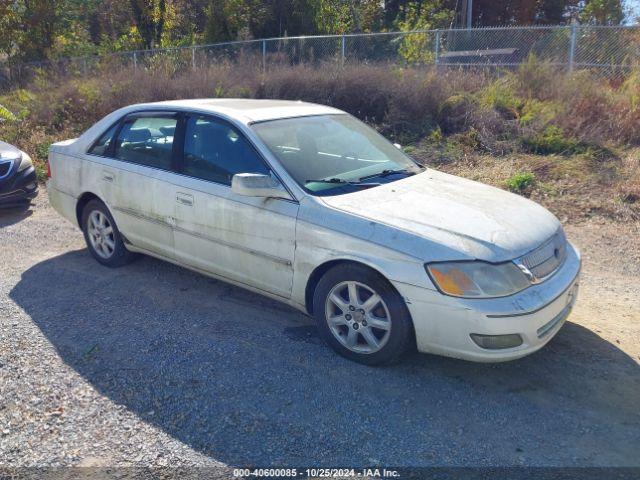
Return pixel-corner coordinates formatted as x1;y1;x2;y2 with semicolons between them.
17;152;33;172
426;261;531;298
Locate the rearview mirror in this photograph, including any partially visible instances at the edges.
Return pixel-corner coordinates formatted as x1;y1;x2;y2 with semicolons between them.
231;173;292;200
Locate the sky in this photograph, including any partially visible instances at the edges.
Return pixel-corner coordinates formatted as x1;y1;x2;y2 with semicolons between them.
625;0;640;23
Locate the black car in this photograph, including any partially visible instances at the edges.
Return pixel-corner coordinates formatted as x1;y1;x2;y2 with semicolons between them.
0;141;38;208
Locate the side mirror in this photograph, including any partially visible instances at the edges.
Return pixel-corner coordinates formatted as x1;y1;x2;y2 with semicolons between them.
231;173;292;200
393;143;402;149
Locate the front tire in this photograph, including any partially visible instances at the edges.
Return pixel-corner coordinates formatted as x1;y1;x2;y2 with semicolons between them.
313;263;414;365
81;199;137;267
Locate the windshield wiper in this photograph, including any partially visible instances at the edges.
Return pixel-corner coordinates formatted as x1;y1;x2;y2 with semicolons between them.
305;177;379;186
304;178;383;192
358;168;418;181
305;177;353;184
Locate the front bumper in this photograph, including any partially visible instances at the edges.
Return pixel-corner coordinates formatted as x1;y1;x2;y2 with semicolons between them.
395;242;581;362
0;164;38;207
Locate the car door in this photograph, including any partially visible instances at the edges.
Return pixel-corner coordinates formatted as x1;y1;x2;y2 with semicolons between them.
170;113;298;299
87;111;179;260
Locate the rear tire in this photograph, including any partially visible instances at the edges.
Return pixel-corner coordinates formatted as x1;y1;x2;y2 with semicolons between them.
313;263;414;365
81;199;137;267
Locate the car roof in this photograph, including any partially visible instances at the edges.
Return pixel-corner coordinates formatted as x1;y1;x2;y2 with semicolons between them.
130;99;345;124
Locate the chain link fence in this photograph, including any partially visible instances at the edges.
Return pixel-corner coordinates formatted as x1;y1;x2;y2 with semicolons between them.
1;25;639;90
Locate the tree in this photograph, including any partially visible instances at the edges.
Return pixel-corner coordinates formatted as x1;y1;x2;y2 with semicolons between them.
85;0;137;46
17;0;58;61
204;0;319;41
313;0;383;34
384;0;408;28
260;0;317;37
470;0;575;25
468;0;624;26
203;0;270;42
0;0;19;59
395;0;454;63
395;0;453;29
0;0;629;64
204;0;233;42
314;0;353;34
580;0;624;25
172;0;209;42
129;0;169;49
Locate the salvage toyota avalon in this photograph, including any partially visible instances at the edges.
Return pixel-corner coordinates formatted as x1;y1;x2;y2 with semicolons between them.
47;99;580;365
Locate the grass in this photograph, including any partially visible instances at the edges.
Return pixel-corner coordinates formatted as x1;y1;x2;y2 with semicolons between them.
0;58;638;223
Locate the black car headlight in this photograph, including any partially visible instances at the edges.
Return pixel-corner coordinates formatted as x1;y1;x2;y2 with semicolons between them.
17;152;33;172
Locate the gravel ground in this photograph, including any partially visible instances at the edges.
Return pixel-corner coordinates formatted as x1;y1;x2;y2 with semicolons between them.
0;191;639;468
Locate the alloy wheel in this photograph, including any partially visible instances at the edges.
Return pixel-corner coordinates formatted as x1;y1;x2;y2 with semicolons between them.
324;281;392;354
87;210;115;259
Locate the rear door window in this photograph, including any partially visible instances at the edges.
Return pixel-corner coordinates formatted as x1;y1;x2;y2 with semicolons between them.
114;115;177;170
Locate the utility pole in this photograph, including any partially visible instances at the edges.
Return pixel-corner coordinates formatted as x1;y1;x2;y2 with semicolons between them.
568;18;578;73
461;0;473;29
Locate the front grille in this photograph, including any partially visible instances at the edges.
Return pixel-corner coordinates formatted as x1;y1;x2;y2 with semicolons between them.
519;229;567;282
0;159;13;179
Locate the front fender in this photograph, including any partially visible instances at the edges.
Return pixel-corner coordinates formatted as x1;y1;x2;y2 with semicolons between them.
291;215;437;310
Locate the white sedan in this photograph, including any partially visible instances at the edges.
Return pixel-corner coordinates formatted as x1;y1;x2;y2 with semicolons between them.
47;99;580;365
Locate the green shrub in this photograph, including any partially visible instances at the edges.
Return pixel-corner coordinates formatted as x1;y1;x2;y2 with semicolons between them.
505;172;536;194
0;104;16;122
34;141;52;160
401;145;416;155
438;93;478;133
479;78;522;118
514;55;558;100
414;128;465;165
522;125;584;155
458;127;482;150
519;99;561;127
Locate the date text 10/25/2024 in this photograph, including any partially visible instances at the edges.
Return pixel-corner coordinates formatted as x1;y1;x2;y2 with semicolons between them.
233;468;400;478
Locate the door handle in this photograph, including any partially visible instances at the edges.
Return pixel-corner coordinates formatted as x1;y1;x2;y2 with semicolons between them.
102;170;115;183
176;192;194;206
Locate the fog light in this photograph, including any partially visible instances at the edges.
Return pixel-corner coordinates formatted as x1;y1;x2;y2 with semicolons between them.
470;333;523;350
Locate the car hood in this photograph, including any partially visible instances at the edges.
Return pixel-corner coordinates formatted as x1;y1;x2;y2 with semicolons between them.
320;169;560;263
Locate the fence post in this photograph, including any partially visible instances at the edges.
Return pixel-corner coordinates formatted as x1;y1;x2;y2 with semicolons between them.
262;39;266;74
568;20;578;73
133;52;138;71
191;46;196;70
434;30;441;67
341;34;346;67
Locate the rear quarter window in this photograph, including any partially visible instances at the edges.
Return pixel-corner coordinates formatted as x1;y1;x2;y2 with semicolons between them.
88;124;119;157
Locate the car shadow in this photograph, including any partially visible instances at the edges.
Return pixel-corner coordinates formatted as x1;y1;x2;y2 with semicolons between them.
0;204;33;227
9;250;640;467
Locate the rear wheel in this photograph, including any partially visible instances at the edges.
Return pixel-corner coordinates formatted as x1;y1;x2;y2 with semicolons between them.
81;199;137;267
313;263;414;365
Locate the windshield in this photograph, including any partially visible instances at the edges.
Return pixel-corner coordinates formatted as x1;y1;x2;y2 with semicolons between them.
251;114;422;196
